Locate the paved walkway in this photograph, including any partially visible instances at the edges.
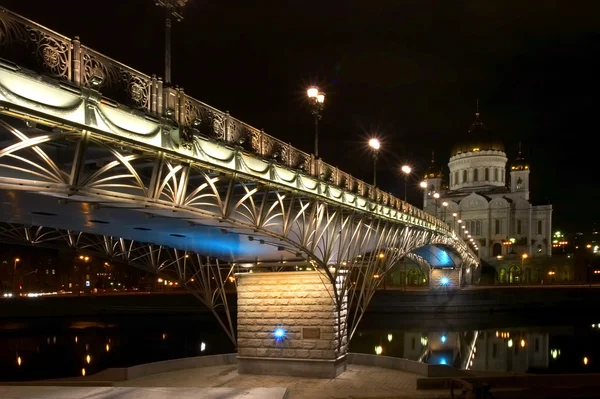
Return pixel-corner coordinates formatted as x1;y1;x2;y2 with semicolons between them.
116;364;450;399
0;387;287;399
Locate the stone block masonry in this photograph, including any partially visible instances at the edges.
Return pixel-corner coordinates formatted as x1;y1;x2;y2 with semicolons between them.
236;271;347;378
430;267;461;289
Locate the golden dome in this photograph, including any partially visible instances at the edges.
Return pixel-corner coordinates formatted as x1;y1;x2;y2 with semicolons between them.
451;111;505;156
451;141;505;156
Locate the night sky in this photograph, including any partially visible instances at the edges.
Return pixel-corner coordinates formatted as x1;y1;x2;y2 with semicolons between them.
3;1;599;233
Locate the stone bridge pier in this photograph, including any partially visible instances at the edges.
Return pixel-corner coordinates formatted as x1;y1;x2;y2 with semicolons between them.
430;267;462;289
236;271;347;378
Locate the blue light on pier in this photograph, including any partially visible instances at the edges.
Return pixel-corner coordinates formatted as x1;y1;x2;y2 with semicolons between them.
274;328;286;341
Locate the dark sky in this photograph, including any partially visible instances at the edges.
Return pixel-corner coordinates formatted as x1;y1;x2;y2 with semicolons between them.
3;0;599;233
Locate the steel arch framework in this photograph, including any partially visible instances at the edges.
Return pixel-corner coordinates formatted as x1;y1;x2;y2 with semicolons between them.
0;221;239;344
0;116;479;343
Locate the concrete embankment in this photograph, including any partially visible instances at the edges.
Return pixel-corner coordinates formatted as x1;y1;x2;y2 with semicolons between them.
368;286;600;314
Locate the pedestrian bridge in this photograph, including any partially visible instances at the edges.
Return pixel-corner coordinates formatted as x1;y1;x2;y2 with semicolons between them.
0;6;478;378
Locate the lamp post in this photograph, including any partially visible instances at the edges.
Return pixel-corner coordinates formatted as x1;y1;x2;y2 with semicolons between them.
401;165;411;202
433;192;440;218
369;138;381;186
521;253;528;266
307;87;325;158
155;0;188;86
452;213;458;232
419;181;427;209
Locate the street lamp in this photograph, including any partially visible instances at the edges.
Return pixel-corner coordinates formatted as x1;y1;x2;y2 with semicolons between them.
442;201;448;223
155;0;188;85
419;181;427;209
401;165;411;202
369;138;381;186
521;253;528;266
452;213;458;231
433;192;440;218
307;87;325;158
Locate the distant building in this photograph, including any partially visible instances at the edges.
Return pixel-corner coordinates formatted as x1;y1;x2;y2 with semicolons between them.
421;110;552;264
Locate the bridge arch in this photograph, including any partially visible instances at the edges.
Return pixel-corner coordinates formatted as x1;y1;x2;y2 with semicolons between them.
0;115;478;343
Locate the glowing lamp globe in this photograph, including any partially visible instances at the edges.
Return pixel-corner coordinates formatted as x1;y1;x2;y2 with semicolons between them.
369;138;380;150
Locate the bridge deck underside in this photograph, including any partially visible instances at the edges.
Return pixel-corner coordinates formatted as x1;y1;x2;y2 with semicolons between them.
0;189;301;264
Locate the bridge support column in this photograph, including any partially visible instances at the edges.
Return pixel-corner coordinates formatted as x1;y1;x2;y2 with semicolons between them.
236;271;347;378
430;267;462;290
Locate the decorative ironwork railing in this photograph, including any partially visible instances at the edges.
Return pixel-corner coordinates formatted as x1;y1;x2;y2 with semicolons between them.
0;6;456;237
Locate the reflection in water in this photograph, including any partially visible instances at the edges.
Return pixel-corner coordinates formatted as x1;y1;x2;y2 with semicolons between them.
350;319;600;374
0;315;235;381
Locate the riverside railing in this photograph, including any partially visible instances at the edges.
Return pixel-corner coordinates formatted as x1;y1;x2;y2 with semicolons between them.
0;6;457;237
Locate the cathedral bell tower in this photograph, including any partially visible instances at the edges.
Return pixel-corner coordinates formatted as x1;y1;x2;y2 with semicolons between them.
510;142;530;200
423;151;443;207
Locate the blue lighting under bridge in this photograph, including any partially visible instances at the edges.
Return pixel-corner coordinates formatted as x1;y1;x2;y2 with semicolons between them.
273;327;286;342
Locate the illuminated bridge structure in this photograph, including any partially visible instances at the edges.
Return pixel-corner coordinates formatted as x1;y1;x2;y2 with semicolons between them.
0;7;479;378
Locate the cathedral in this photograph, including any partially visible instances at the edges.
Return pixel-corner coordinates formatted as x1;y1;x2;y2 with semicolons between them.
422;110;552;261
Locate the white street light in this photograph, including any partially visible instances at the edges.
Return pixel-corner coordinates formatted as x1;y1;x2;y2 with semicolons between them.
369;138;381;150
369;138;381;186
432;192;440;218
308;86;325;158
401;165;412;202
307;87;318;98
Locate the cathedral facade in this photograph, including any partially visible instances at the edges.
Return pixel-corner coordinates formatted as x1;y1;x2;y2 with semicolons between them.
422;112;552;261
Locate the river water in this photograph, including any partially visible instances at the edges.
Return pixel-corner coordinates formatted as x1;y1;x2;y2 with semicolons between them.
1;312;598;381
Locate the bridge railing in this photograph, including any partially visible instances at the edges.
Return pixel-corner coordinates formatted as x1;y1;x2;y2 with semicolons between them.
0;6;461;240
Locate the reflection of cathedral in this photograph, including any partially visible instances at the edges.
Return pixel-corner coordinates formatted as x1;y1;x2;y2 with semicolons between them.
470;330;549;372
403;329;549;372
422;109;552;262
